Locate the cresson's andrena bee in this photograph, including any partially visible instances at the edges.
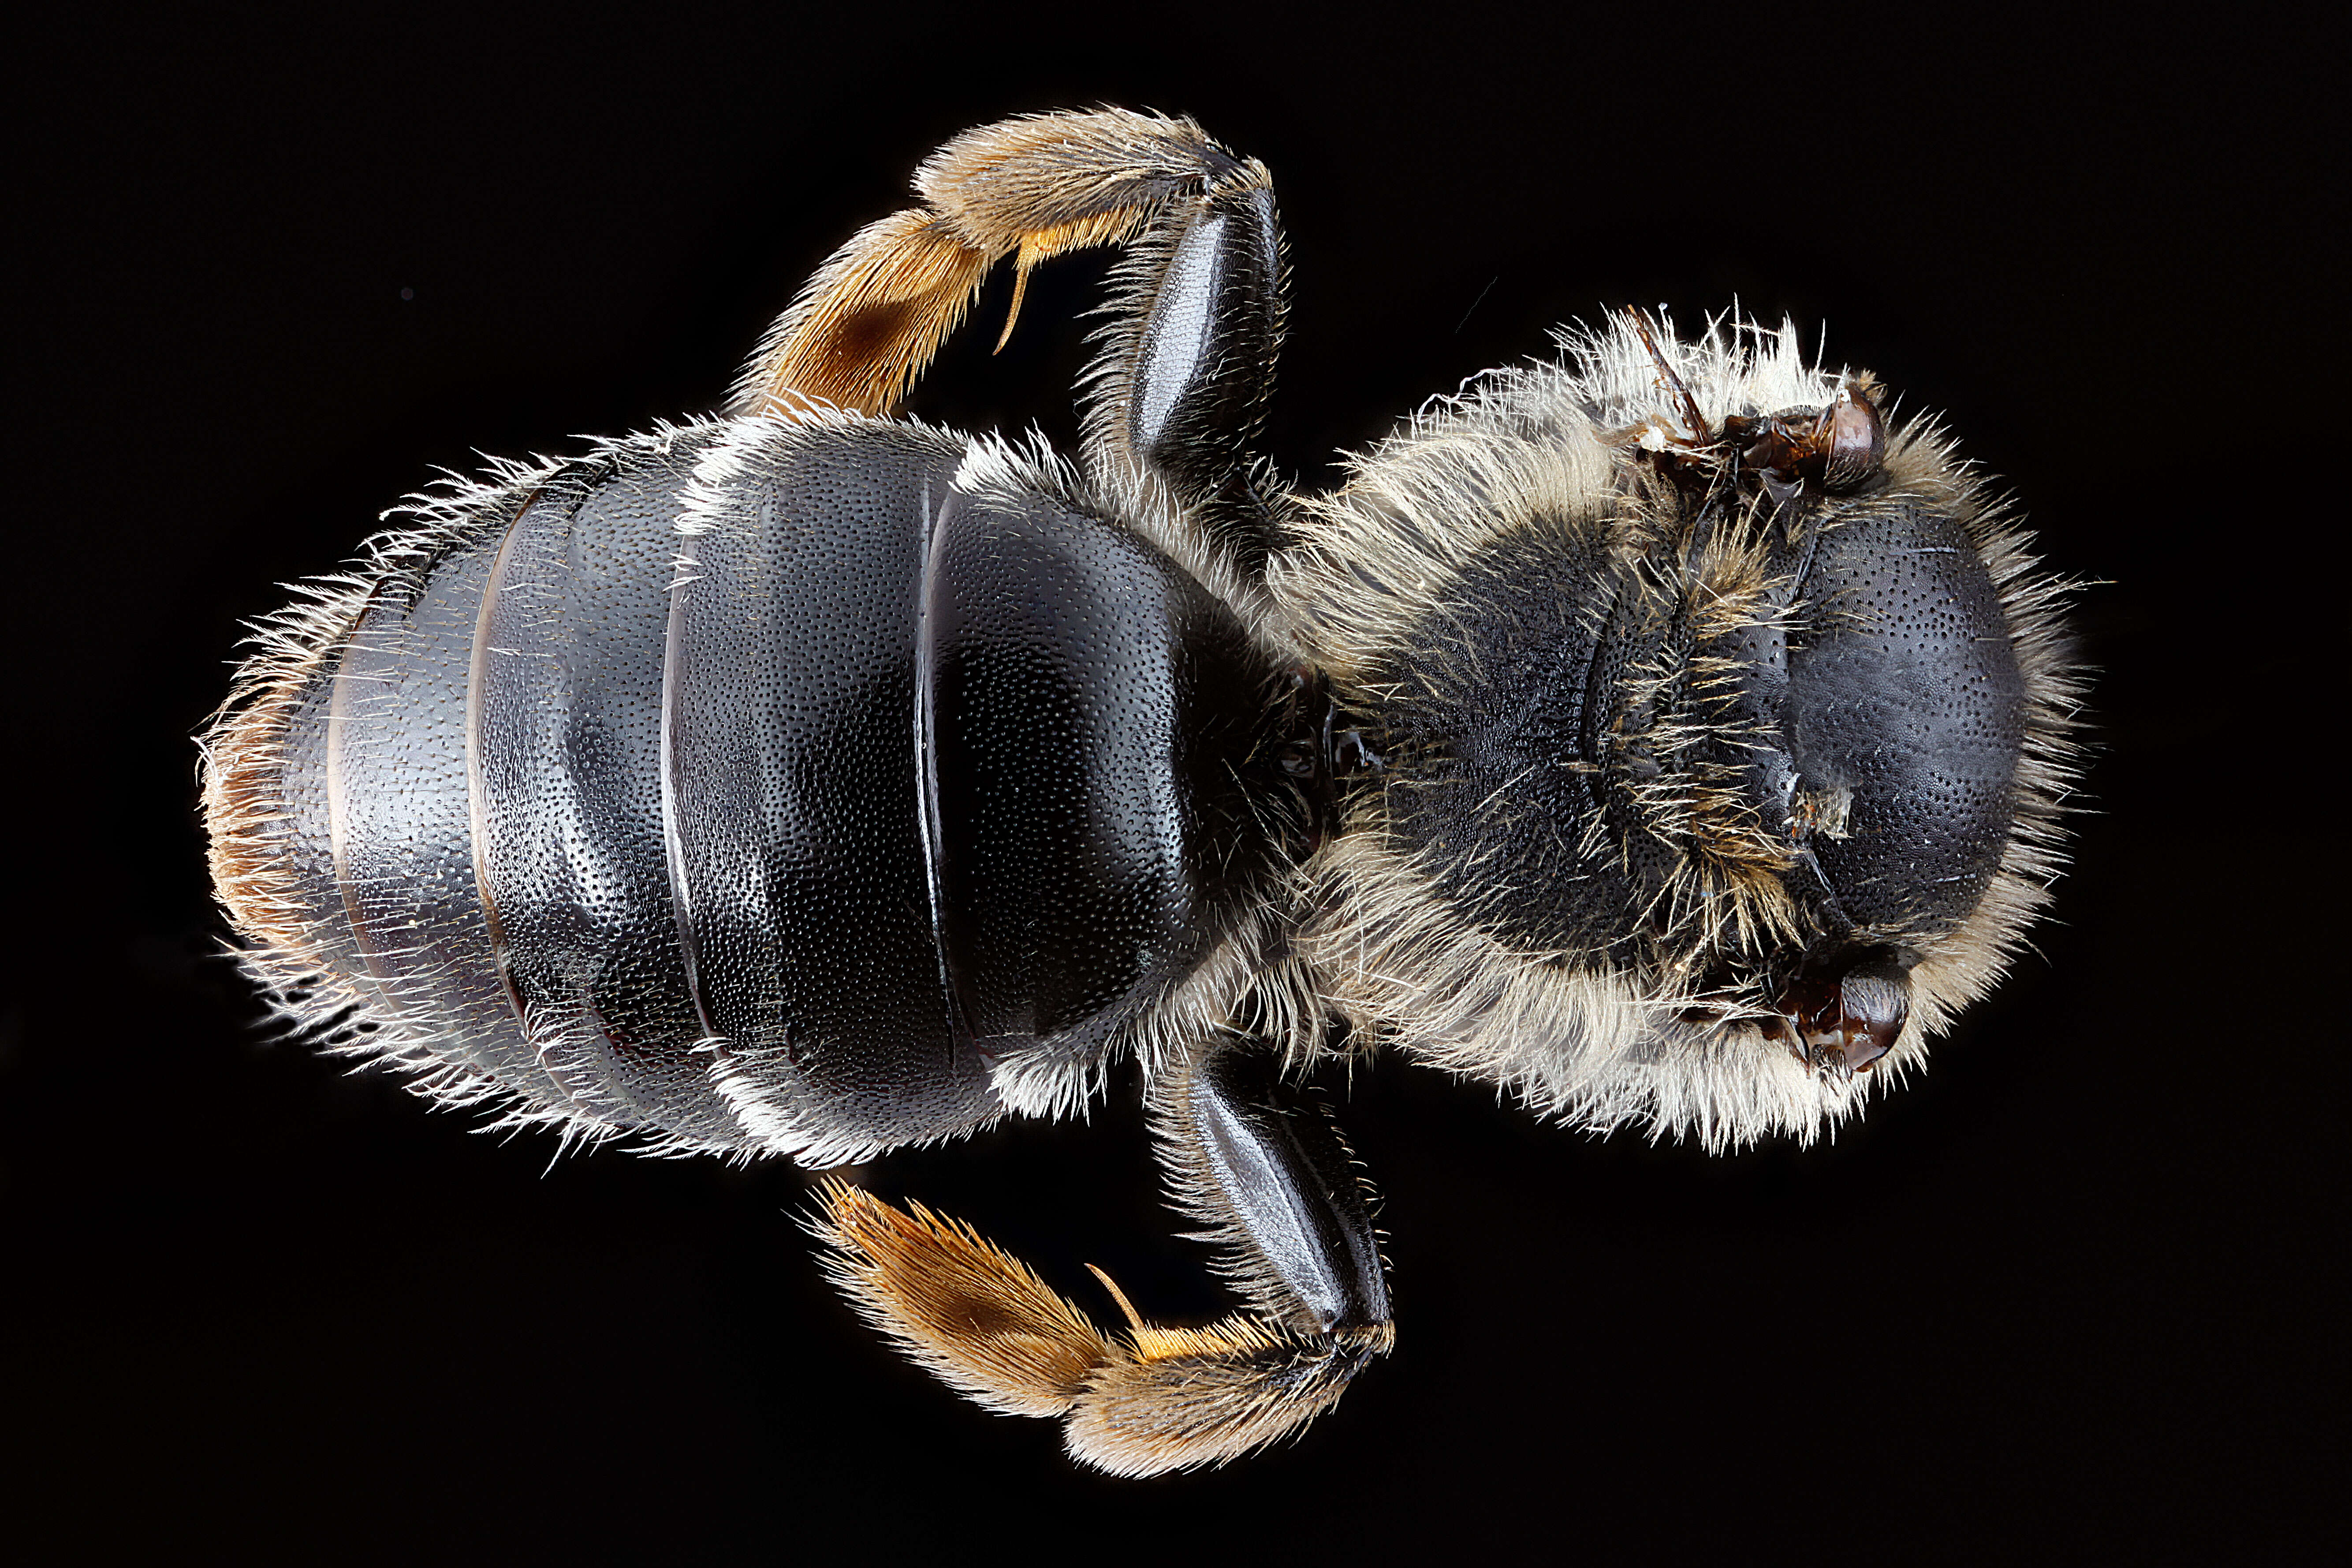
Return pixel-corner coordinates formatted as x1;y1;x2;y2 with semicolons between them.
202;110;2082;1475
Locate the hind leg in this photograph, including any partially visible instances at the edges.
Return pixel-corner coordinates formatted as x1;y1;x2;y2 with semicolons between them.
813;1037;1392;1476
733;108;1289;573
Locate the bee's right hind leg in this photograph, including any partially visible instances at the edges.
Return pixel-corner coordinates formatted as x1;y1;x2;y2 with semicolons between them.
1066;1041;1394;1474
813;1039;1392;1477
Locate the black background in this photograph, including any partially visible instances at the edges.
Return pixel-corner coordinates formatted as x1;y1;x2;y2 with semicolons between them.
11;4;2334;1562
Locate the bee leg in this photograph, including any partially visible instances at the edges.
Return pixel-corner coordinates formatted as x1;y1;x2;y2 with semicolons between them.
1061;1039;1394;1475
731;108;1285;573
809;1181;1119;1420
810;1041;1392;1477
1075;153;1286;579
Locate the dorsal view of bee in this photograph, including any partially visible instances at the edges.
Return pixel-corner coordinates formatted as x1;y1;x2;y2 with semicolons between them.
201;109;2079;1475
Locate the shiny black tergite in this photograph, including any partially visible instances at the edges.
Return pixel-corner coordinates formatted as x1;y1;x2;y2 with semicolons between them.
204;110;2078;1475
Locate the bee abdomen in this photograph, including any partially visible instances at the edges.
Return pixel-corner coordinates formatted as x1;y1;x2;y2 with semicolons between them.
208;417;1290;1162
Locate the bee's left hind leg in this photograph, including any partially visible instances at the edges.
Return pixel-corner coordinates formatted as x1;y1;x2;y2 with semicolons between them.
734;108;1289;574
813;1040;1392;1476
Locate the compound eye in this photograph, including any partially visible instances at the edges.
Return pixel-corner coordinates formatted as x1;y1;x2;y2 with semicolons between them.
1819;382;1886;492
1775;951;1911;1076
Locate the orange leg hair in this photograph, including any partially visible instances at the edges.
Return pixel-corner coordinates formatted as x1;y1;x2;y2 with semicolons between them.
815;1181;1392;1478
731;108;1272;421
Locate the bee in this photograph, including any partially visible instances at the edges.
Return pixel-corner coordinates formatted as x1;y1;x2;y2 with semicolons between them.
201;109;2081;1476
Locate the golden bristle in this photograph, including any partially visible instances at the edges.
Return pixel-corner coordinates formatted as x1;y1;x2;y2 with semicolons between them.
812;1181;1114;1417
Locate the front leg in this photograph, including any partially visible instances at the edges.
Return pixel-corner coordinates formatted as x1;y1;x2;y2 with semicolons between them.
814;1039;1393;1476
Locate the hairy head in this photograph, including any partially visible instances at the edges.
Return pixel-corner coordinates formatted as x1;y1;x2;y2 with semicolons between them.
1278;315;2081;1148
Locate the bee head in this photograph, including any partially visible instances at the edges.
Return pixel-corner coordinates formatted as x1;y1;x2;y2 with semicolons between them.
1278;316;2080;1148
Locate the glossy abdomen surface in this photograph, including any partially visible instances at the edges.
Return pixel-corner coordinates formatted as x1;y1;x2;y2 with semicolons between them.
217;417;1285;1161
